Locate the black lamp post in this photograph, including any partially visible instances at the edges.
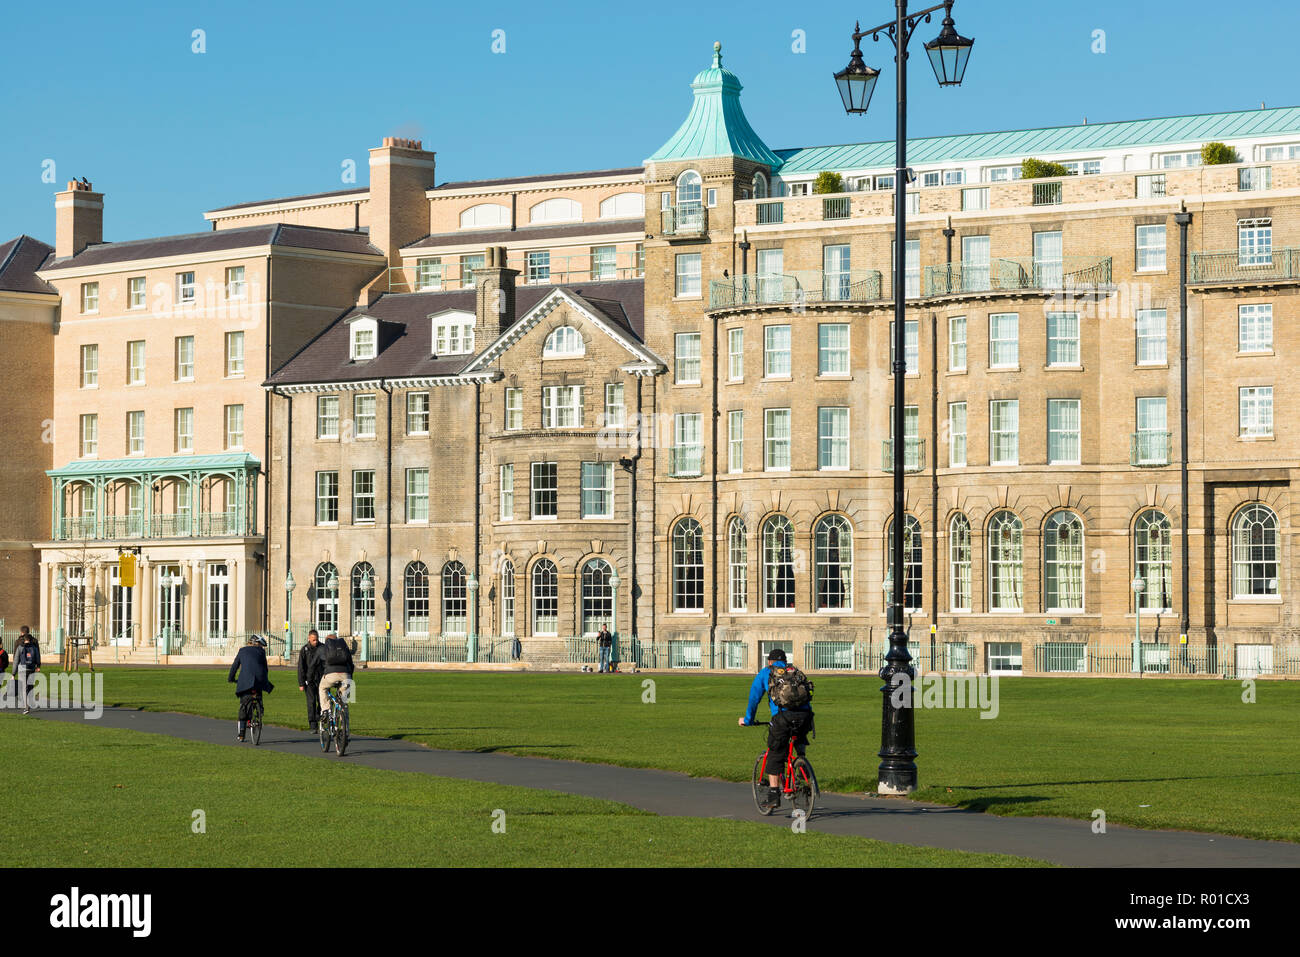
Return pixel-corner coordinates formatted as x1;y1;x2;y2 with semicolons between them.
835;0;973;796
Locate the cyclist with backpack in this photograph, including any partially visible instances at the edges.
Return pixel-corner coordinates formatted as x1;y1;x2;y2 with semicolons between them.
316;632;355;721
738;648;814;811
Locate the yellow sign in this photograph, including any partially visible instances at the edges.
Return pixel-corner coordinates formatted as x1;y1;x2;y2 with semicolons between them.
118;553;137;588
929;624;937;634
1179;634;1188;645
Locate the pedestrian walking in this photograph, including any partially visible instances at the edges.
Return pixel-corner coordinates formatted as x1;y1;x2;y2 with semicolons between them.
297;629;324;732
597;625;613;674
12;626;40;713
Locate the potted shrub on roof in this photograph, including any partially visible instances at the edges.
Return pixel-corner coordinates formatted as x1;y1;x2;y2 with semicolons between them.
1020;158;1071;179
812;171;845;194
1201;142;1241;165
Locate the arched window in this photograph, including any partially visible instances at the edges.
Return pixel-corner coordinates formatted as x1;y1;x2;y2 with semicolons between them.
676;170;702;209
1232;504;1279;598
728;517;748;613
950;513;972;612
532;559;559;635
313;562;339;632
529;197;583;224
672;519;704;611
599;192;645;219
350;562;376;636
815;515;853;611
752;171;769;199
1134;509;1173;611
762;515;796;611
581;559;614;635
404;561;430;636
500;560;516;637
442;561;467;635
1044;512;1084;612
459;203;510;229
543;326;585;358
886;515;922;612
988;511;1024;611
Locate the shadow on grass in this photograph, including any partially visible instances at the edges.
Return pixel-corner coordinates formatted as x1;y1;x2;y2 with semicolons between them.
944;770;1300;790
941;795;1055;813
471;744;576;753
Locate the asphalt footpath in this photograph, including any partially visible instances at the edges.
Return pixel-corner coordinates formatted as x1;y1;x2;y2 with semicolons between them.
29;705;1300;867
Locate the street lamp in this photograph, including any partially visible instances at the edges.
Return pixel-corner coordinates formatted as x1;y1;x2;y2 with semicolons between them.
467;573;479;663
1132;576;1145;674
284;570;296;656
160;572;174;656
326;570;340;635
55;570;66;658
837;0;973;797
359;567;372;664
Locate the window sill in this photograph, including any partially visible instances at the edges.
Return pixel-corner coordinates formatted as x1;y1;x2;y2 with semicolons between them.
1228;596;1281;604
675;381;704;389
530;515;558;521
406;520;428;526
673;296;703;303
726;378;744;386
1044;364;1083;372
353;521;376;527
946;368;968;376
1136;362;1169;370
407;431;431;437
1239;434;1275;442
988;366;1020;373
1237;350;1274;357
317;522;339;528
763;375;793;382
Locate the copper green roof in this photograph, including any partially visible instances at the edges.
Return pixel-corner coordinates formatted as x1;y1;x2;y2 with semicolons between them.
647;42;782;168
774;105;1300;173
49;453;262;478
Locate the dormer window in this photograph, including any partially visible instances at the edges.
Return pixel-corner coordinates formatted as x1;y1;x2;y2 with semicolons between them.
430;309;476;356
349;317;378;361
543;325;585;358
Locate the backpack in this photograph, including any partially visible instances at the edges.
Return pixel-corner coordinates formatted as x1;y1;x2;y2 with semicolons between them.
769;664;813;709
323;638;349;667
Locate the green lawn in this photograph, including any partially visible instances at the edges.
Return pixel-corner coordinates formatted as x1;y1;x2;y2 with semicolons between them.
0;716;1041;867
89;667;1300;843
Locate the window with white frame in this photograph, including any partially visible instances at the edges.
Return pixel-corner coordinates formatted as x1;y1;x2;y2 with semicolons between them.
960;236;990;292
1239;166;1272;192
961;187;988;211
581;462;613;518
1239;219;1272;266
177;271;196;303
499;561;515;637
406;392;430;434
459;203;510;229
1136;224;1166;272
1239;386;1273;438
675;332;702;384
531;462;558;519
532;559;559;634
984;165;1022;182
317;396;339;439
416;258;443;291
728;410;743;473
600;192;644;218
592;245;617;280
224;404;243;450
127;410;145;455
1044;511;1085;612
672;413;702;476
175;407;193;453
353;470;376;523
526;251;551;284
764;408;791;471
224;331;245;376
823;244;851;301
80;413;98;457
818;407;849;470
1135;509;1172;610
989;313;1018;368
581;559;614;635
1136;173;1167;199
1061;160;1102;176
728;327;744;380
672;519;705;612
80;344;98;388
542;326;584;357
529;197;582;224
354;393;376;438
1048;399;1081;464
434;316;475;355
128;276;146;309
1239;304;1273;352
988;510;1024;611
460;253;485;288
499;464;513;521
1232;505;1279;597
889;405;921;470
406;468;429;522
1135;397;1167;464
949;513;972;611
226;265;246;300
889;320;919;374
1261;143;1300;161
757;248;784;303
1159;151;1201;169
728;517;748;612
1047;312;1079;366
316;471;339;525
886;515;923;613
541;385;583;428
892;239;921;298
949;316;967;370
818;323;850;375
815;515;853;611
81;282;98;314
604;383;625;427
762;515;796;611
1136;309;1167;364
675;253;701;297
350;319;377;360
764;325;791;377
504;388;522;430
921;170;941;188
949;402;967;467
1033;230;1063;287
990;399;1018;465
175;336;194;381
127;340;146;384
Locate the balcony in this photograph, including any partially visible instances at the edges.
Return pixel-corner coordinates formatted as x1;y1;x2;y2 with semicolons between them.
756;201;784;225
1032;181;1063;206
1131;432;1172;468
709;269;883;311
1189;247;1299;286
924;256;1112;297
881;438;925;473
670;446;703;477
660;203;707;238
822;196;851;220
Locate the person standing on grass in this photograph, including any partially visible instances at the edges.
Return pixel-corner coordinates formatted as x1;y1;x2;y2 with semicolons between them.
13;627;40;714
597;625;614;674
297;629;324;732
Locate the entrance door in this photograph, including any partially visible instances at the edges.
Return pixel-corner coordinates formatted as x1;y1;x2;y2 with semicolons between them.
110;566;134;646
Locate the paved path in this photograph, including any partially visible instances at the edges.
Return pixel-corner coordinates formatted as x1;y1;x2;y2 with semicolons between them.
31;706;1300;867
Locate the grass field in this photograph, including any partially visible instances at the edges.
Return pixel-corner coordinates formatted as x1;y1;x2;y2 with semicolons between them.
0;715;1043;867
80;666;1300;843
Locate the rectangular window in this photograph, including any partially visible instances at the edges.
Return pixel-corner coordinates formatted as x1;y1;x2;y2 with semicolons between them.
707;188;718;207
1240;387;1273;438
128;276;146;309
499;464;514;521
581;462;614;518
526;251;550;284
592;245;617;280
1136;224;1167;272
81;282;98;314
949;316;967;371
353;470;376;523
1033;230;1063;287
225;265;246;300
460;253;485;288
603;383;625;427
434;319;475;355
541;385;584;428
675;253;701;297
354;393;377;438
224;331;245;377
177;271;196;304
316;471;339;525
944;169;965;185
1239;219;1272;266
224;404;244;450
728;327;744;380
416;258;443;291
175;336;194;381
818;407;849;470
985;165;1022;182
764;409;791;471
1136;396;1168;440
961;235;991;292
728;410;743;473
1239;304;1273;352
1136;173;1167;199
1160;151;1201;169
1046;312;1080;366
921;171;941;188
174;407;194;453
823;244;851;301
127;340;146;385
126;411;145;455
889;406;921;471
1048;399;1081;464
1136;309;1167;364
892;239;921;298
1239;166;1272;192
1261;144;1300;161
80;413;98;457
353;327;376;361
672;413;703;476
764;325;791;377
405;469;429;522
504;388;523;431
990;399;1019;466
406;392;430;434
531;462;558;518
961;187;989;211
80;344;98;388
989;313;1019;368
757;248;784;303
818;323;850;375
317;396;339;439
948;402;967;467
675;332;702;384
889;319;919;374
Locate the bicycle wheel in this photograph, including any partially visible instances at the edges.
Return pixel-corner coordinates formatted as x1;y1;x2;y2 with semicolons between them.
791;757;819;821
318;709;331;752
752;750;776;815
335;705;349;757
251;701;263;746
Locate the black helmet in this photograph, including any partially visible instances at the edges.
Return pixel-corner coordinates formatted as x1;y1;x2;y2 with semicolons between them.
767;648;787;663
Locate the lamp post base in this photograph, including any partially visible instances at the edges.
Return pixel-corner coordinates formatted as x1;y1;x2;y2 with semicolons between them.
876;771;918;796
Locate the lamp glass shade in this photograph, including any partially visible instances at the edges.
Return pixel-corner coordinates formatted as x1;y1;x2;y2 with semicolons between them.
925;16;973;86
284;572;296;593
834;53;880;114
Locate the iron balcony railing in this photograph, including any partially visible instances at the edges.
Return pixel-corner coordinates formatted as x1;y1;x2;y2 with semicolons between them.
55;510;246;542
924;256;1112;297
661;203;707;237
708;269;883;310
1131;431;1172;467
756;201;784;225
1032;181;1063;205
1189;247;1299;284
881;438;925;473
822;196;851;220
670;446;703;477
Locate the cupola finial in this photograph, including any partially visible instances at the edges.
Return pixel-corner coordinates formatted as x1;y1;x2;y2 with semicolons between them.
712;41;721;68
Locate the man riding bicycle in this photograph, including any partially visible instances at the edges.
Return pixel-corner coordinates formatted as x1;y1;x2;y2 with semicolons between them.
738;648;814;811
228;635;274;742
317;632;355;721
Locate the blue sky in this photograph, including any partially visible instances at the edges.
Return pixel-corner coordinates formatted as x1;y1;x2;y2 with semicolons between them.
2;0;1296;245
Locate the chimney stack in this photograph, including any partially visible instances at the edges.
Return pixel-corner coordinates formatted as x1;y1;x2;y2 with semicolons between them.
475;246;518;335
55;179;103;259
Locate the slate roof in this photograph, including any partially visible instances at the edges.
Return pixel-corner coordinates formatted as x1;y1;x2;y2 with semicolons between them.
432;167;643;191
404;218;644;251
0;236;57;294
207;188;368;214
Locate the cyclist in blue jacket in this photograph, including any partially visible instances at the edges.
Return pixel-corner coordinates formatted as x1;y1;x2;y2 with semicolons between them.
738;648;813;811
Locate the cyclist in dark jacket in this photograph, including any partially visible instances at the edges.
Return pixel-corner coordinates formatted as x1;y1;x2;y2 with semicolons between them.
297;629;324;732
228;636;274;742
738;648;813;811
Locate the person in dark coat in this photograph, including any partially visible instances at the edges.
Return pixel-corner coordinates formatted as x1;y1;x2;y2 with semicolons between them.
297;629;324;732
228;635;274;742
12;627;40;713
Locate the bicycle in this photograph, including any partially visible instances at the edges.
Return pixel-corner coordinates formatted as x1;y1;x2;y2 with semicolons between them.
318;682;350;757
247;691;264;746
748;720;819;820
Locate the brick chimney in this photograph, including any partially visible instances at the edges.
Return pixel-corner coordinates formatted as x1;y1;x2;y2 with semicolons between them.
367;135;436;269
55;180;103;258
474;246;518;335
